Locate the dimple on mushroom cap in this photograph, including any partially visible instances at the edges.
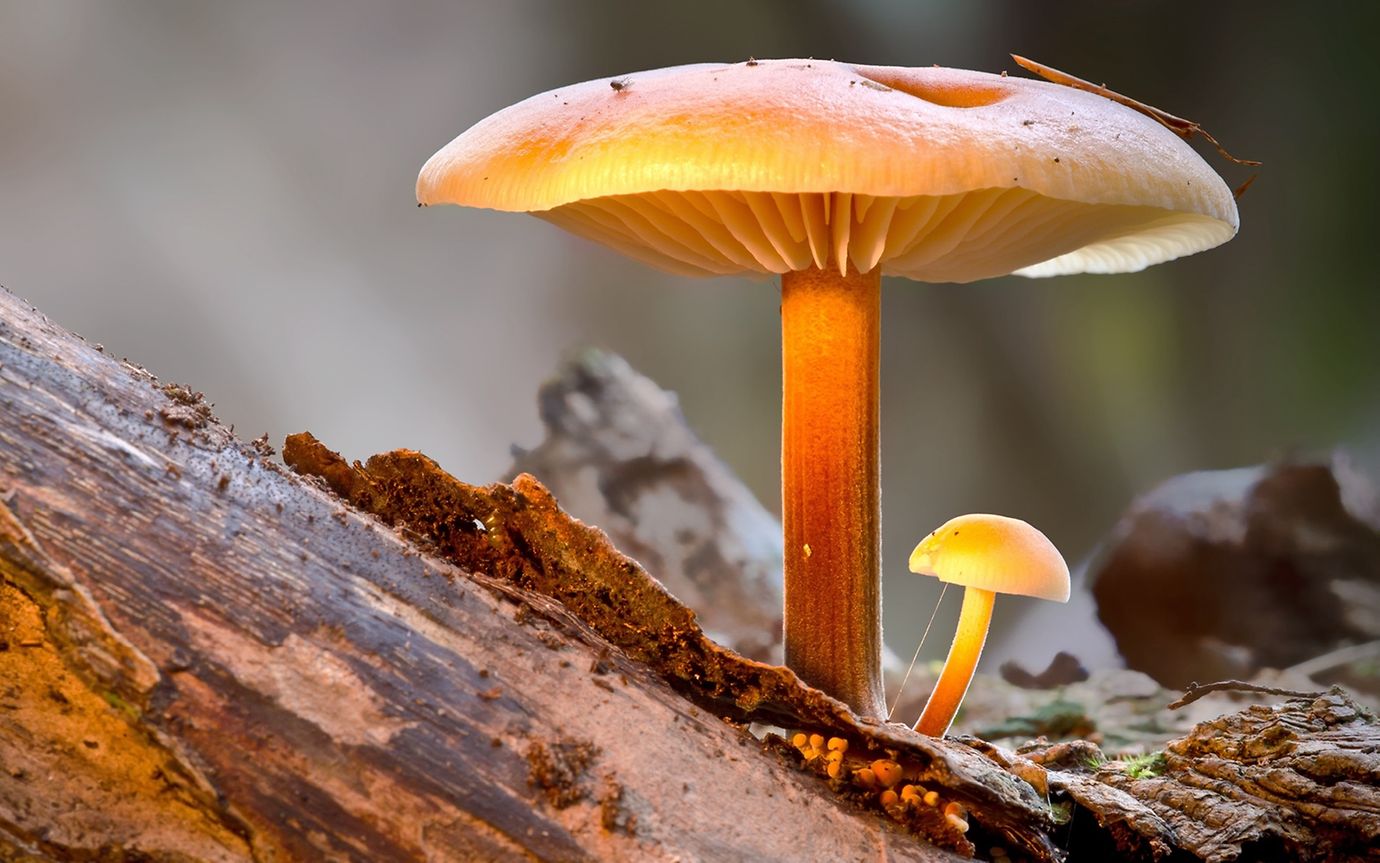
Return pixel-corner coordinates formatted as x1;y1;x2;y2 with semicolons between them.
909;513;1070;602
418;59;1238;282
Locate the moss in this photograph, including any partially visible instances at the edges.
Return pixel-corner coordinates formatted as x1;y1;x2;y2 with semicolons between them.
1117;751;1167;780
1081;752;1107;771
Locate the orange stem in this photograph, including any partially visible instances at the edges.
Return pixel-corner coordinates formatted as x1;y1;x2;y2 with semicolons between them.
781;265;884;719
914;587;994;735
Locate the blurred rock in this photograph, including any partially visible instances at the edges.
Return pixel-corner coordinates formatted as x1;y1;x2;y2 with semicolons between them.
999;651;1090;690
508;349;785;661
1088;456;1380;690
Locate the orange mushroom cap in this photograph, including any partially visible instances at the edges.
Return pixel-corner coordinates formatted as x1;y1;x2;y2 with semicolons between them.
418;59;1238;281
908;513;1070;602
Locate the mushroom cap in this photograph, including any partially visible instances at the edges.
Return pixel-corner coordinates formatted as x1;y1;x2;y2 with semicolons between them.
909;513;1070;602
418;59;1238;282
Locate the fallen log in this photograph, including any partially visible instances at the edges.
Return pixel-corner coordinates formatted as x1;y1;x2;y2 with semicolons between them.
4;283;1377;863
0;288;975;861
279;433;1058;860
284;432;1380;863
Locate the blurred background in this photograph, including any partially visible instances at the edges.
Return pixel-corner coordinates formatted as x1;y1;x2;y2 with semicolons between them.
3;1;1377;671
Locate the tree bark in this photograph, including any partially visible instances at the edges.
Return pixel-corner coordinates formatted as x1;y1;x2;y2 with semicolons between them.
981;687;1380;863
4;285;1376;863
0;287;987;861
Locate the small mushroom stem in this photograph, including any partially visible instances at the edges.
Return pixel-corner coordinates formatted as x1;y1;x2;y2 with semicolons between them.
914;586;995;735
781;264;884;719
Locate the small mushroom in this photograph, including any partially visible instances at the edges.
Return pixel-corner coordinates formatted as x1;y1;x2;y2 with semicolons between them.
908;514;1069;736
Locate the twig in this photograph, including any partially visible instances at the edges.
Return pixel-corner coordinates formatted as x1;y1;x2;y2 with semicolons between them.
1168;679;1325;711
1011;54;1262;168
1233;174;1260;201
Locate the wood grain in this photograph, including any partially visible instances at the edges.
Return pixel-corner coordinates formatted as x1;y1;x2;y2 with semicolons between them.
0;287;966;862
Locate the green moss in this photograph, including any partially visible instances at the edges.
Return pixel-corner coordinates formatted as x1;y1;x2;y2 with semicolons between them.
1117;751;1166;779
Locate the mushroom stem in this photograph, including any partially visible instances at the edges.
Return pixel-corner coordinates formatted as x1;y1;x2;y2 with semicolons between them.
914;586;995;735
781;264;884;719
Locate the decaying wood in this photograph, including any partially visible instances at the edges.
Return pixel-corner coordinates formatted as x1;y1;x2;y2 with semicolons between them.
0;287;979;861
964;688;1380;863
1045;690;1379;863
281;433;1057;861
5;282;1378;863
508;349;785;662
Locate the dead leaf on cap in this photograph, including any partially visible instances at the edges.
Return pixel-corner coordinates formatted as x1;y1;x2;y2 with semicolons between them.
1011;54;1262;170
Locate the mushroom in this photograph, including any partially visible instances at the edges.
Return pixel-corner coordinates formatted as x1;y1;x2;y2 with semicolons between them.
416;59;1238;719
907;513;1070;736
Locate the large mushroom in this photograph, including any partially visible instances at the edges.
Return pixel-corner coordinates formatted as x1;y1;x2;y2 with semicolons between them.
417;59;1238;720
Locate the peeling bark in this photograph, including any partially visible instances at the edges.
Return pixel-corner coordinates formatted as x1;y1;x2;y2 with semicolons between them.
1100;690;1380;863
0;288;974;861
4;284;1377;863
1001;690;1380;863
282;432;1059;859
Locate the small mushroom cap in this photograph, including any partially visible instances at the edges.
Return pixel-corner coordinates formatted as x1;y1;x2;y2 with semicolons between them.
419;59;1238;281
909;513;1070;602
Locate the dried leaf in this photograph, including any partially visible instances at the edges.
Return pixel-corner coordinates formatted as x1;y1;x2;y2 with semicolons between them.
1011;54;1262;168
